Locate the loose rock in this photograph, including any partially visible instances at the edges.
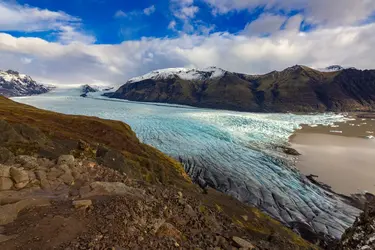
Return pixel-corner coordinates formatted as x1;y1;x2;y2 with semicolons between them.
14;181;29;190
57;155;75;166
10;167;29;183
15;155;38;169
35;170;50;190
184;204;197;218
156;223;181;240
72;200;92;209
0;165;10;177
232;236;256;249
0;177;13;190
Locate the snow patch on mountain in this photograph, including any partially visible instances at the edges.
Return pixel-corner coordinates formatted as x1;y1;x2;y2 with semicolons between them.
127;67;226;83
317;65;353;72
0;70;51;97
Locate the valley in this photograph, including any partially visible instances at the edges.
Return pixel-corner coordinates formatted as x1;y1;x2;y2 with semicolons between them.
12;89;362;244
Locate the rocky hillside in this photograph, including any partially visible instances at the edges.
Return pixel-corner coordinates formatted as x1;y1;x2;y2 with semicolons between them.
0;96;314;249
109;65;375;112
0;70;51;97
335;195;375;250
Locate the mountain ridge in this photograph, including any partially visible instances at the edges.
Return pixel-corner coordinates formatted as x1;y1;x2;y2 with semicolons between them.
0;70;51;97
109;65;375;112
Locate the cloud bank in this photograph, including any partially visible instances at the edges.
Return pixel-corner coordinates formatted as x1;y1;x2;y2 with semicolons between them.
0;0;375;87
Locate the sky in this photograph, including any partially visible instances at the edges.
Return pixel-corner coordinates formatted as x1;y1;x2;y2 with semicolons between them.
0;0;375;86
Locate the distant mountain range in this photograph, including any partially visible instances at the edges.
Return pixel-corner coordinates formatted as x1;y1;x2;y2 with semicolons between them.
109;65;375;112
0;70;51;97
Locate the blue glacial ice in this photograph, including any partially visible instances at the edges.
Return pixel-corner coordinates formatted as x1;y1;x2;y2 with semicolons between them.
13;89;360;239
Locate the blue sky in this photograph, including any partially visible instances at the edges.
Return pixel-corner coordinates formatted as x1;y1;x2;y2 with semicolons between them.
0;0;375;86
7;0;294;43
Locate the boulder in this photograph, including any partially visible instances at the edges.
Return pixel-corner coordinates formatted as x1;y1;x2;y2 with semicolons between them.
57;155;75;166
15;155;38;169
282;146;301;156
0;177;13;190
10;167;29;183
232;236;256;249
0;165;10;177
37;158;54;169
35;170;50;190
27;171;36;181
156;222;181;240
0;147;14;164
58;164;71;174
47;167;64;181
72;200;92;209
60;172;74;185
184;204;197;218
14;181;29;189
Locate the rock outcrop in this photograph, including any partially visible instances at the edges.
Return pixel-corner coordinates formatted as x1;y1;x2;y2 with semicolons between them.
110;65;375;112
80;84;98;97
336;197;375;250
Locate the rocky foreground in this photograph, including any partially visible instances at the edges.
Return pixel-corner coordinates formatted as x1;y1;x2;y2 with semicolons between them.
336;195;375;250
0;96;315;249
0;153;309;249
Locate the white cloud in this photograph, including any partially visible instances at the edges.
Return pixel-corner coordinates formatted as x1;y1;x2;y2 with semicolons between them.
0;1;79;32
169;0;201;33
115;5;156;19
20;57;33;64
171;0;199;20
0;1;94;44
1;22;375;87
57;26;96;44
177;5;199;20
114;10;127;18
143;5;156;16
203;0;375;27
168;20;177;30
243;14;286;36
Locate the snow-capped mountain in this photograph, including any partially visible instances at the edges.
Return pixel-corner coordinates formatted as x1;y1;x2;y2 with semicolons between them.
80;84;114;97
111;64;375;113
0;70;51;97
318;65;346;72
127;67;227;83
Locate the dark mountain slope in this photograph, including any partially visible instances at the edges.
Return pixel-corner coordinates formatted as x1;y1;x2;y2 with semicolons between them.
110;66;375;112
0;70;51;97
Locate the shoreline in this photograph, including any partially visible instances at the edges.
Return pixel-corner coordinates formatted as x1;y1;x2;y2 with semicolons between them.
289;113;375;200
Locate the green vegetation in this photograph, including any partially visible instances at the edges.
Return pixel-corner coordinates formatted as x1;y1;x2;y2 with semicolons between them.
0;96;190;187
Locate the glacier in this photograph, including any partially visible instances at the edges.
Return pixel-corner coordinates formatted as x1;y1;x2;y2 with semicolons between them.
13;88;360;240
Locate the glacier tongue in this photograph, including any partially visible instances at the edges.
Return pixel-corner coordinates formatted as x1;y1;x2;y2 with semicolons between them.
13;89;360;240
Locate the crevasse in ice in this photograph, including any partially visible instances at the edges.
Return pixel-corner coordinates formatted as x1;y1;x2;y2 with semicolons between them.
13;89;360;239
